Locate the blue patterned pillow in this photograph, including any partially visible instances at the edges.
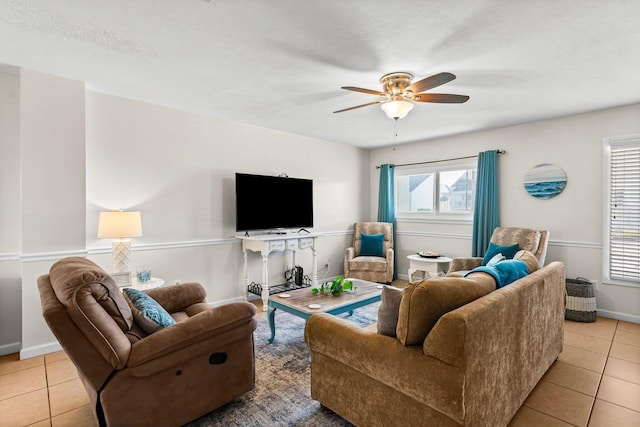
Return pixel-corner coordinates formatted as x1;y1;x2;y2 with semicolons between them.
360;233;385;257
122;288;175;333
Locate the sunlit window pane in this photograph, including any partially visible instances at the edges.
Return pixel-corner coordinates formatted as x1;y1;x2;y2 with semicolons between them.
397;173;434;212
439;169;476;213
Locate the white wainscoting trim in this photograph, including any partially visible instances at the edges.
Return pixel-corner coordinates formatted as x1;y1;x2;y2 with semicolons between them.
396;230;471;240
397;217;473;225
21;249;89;263
548;240;602;249
1;233;604;264
395;230;602;249
318;230;353;237
0;253;20;262
597;309;640;324
20;341;62;360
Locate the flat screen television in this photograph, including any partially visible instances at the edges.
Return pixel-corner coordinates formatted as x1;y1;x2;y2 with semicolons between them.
235;173;313;232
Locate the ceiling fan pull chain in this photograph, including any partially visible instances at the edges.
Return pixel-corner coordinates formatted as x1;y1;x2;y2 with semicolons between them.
394;118;399;137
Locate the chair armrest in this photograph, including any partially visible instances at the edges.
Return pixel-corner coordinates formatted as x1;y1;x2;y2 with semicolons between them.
448;257;482;273
127;301;256;371
145;282;206;313
345;247;355;261
386;248;394;263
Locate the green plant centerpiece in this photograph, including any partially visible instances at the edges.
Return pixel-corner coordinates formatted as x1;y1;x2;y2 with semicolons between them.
311;275;356;296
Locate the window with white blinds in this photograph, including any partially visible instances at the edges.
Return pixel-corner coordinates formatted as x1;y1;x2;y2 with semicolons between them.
605;134;640;286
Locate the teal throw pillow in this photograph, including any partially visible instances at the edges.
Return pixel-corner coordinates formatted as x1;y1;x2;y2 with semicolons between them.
360;233;385;257
122;288;176;334
482;242;520;266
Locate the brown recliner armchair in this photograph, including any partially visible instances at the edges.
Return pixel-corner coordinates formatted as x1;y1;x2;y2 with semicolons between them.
37;257;257;427
344;222;394;284
447;226;550;277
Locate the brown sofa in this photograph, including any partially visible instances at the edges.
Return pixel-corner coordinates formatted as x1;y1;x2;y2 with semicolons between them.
38;257;257;427
305;259;566;427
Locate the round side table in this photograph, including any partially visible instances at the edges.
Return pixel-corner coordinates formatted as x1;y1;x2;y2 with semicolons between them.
128;277;165;291
407;254;453;282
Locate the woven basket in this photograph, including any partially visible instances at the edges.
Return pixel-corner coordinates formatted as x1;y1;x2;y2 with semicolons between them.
565;277;596;322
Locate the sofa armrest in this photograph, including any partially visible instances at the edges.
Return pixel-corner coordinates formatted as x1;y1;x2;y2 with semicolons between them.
127;301;256;373
448;257;482;274
145;282;207;313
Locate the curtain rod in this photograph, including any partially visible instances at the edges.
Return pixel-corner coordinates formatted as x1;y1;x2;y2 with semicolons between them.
376;149;506;169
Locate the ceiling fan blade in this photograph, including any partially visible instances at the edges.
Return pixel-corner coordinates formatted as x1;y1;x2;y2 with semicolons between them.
406;72;456;93
412;93;469;103
333;100;384;113
341;86;387;96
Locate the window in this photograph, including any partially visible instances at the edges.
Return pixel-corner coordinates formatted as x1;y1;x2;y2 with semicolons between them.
604;134;640;286
396;162;476;220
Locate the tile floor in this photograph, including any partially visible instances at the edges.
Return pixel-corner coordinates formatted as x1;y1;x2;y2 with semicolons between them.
1;312;639;426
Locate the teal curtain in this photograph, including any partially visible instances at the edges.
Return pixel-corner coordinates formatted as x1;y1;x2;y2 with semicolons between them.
377;164;397;280
472;151;500;257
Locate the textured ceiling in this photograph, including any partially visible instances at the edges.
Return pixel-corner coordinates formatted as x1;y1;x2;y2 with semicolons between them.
1;0;639;148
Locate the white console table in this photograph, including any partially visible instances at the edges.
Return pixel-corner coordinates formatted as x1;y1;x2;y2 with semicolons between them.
237;233;319;310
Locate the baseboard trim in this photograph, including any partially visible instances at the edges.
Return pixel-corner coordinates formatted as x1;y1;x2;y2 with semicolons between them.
20;341;62;359
596;309;640;324
0;341;21;356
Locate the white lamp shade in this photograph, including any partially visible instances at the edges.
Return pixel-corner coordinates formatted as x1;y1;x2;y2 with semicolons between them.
97;211;143;239
381;100;414;119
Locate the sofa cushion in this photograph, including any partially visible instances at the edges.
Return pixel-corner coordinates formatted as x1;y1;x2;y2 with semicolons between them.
482;242;519;265
396;276;496;346
360;233;385;257
123;288;176;334
377;285;404;337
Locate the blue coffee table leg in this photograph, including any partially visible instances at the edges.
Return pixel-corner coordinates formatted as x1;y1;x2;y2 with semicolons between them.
268;306;277;343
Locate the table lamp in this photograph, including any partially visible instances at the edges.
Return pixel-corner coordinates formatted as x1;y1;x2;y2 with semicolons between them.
97;210;142;273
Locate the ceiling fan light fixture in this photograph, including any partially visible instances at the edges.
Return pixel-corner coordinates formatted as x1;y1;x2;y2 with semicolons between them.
381;99;414;119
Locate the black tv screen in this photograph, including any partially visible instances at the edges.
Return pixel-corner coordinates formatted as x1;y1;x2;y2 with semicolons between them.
235;173;313;232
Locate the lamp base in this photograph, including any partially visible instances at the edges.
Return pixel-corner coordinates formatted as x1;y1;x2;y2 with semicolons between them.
112;240;132;273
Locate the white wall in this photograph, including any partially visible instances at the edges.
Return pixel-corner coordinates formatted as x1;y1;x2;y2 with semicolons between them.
19;69;87;356
0;67;370;357
370;104;640;321
0;68;21;355
84;91;369;299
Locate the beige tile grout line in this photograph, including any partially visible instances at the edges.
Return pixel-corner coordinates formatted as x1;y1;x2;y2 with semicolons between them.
44;357;53;427
583;319;617;427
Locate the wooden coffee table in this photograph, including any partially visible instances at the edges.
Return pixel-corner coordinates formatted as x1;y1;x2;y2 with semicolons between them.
267;278;382;343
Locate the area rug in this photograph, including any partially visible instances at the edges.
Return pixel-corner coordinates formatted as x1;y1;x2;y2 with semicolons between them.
186;303;380;427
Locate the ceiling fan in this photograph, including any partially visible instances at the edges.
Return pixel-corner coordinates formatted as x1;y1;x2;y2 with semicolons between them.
334;71;469;120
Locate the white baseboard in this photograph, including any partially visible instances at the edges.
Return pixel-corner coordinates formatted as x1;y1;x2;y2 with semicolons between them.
597;309;640;324
0;341;21;356
20;341;62;360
